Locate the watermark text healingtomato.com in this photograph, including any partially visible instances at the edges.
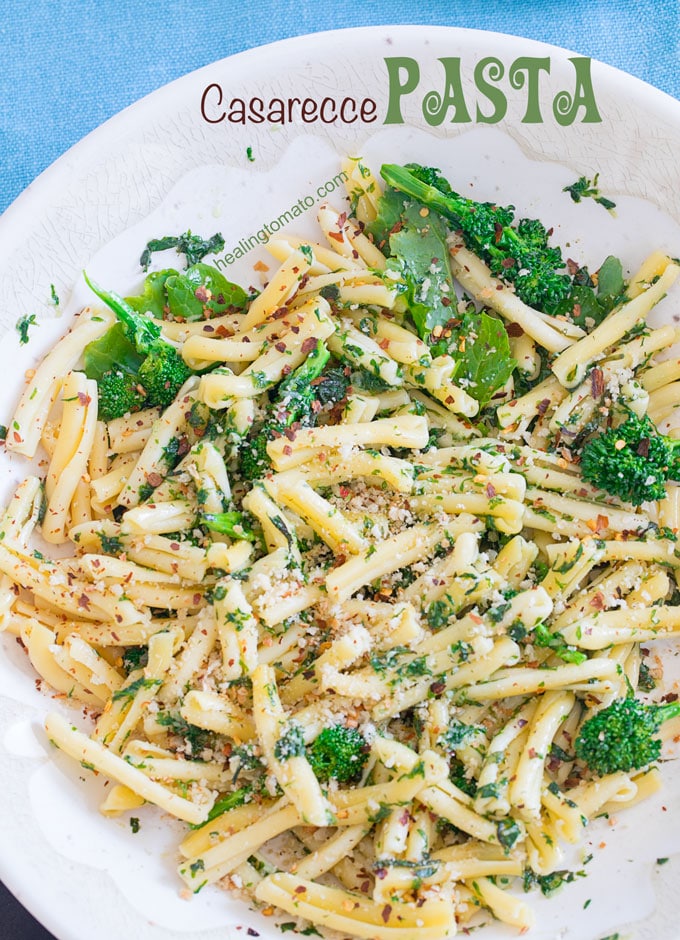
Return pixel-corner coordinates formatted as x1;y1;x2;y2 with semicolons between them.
213;170;349;269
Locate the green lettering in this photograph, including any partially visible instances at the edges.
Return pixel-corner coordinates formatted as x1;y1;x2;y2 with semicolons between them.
509;57;550;122
474;57;507;124
553;57;602;125
423;58;471;126
384;57;420;124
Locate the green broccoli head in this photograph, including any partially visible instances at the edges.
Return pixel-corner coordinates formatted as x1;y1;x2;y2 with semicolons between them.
138;343;192;409
97;369;148;422
380;162;571;310
307;725;369;784
574;696;680;776
580;412;680;505
238;429;271;482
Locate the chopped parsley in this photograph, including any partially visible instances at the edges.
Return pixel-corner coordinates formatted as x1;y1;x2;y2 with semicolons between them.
16;314;38;345
563;174;616;211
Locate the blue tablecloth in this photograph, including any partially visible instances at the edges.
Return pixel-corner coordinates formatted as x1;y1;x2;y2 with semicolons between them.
1;0;679;217
0;1;678;938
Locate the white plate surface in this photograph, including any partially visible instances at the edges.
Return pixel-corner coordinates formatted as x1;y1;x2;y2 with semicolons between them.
1;25;680;940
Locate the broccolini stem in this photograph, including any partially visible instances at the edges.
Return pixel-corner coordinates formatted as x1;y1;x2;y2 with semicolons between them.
658;700;680;724
381;163;462;220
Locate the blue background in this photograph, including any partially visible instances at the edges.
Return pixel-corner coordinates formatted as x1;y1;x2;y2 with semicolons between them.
0;0;678;938
1;0;679;216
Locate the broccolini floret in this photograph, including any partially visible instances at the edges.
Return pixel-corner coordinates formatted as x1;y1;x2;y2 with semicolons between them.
97;369;148;423
83;272;192;420
307;725;369;783
238;339;331;481
574;696;680;776
380;163;572;310
201;511;256;541
580;412;680;505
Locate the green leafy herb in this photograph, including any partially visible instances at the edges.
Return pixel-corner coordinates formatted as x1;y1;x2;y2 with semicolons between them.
16;314;38;345
273;723;305;761
129;817;140;833
563;174;616;211
121;646;148;674
496;817;522;852
140;231;226;271
156;709;213;754
112;677;161;703
532;622;587;665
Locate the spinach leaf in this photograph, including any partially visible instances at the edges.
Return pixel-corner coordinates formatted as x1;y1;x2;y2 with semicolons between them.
365;186;408;247
83;322;144;380
452;311;516;407
596;255;625;310
550;255;625;328
387;202;455;340
126;269;177;319
165;264;249;321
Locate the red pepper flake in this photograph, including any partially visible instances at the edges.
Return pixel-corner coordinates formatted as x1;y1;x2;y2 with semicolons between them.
486;482;497;498
537;398;551;416
586;514;609;534
170;542;180;551
590;592;606;610
283;444;293;456
337;212;347;228
272;306;289;320
281;365;292;377
253;260;269;272
294;885;307;894
441;296;451;307
327;231;345;243
284;428;296;441
13;431;22;443
572;302;582;321
501;257;515;269
77;392;92;407
378;338;390;350
78;593;91;610
494;222;503;244
566;258;580;276
590;367;605;398
374;867;387;880
301;336;318;355
195;286;209;303
275;342;287;353
291;325;300;335
637;437;650;458
192;593;202;606
429;680;446;696
381;905;392;924
146;472;162;488
506;322;524;338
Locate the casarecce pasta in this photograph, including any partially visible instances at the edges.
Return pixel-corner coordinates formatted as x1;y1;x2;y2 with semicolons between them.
2;154;680;939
